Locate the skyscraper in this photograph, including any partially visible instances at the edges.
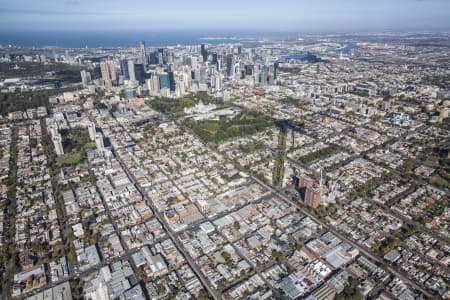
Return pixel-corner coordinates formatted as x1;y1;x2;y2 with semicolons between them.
212;53;218;68
134;63;145;84
100;61;109;80
299;175;314;189
159;73;170;90
88;122;96;141
305;187;321;208
199;67;206;84
201;44;208;62
52;135;64;156
100;61;111;88
80;70;91;88
95;133;104;149
128;60;136;82
260;65;268;86
146;74;160;95
100;61;116;89
245;65;253;76
226;54;234;79
149;52;158;65
120;59;129;79
108;61;117;84
168;71;176;92
49;125;58;138
299;175;321;208
274;62;279;80
93;65;102;80
139;40;147;66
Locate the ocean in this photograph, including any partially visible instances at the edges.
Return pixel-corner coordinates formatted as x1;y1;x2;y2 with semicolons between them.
0;30;294;48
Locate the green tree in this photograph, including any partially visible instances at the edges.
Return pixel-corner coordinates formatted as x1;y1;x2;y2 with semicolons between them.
198;289;210;300
233;221;241;230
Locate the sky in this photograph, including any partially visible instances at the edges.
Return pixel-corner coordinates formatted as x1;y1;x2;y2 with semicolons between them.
1;0;450;33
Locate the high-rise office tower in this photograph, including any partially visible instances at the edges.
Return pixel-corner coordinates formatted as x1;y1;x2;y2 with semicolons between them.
268;72;274;85
212;53;218;67
175;73;185;97
199;67;206;84
226;54;234;79
212;75;222;91
95;133;104;149
49;125;58;138
274;62;279;80
260;65;268;86
201;44;208;62
139;40;147;65
100;61;116;88
194;69;200;82
88;122;96;141
191;56;198;69
80;70;91;88
100;61;112;89
159;48;169;65
217;54;222;71
100;61;110;82
93;65;102;80
166;49;173;64
120;59;129;79
208;65;216;76
146;74;160;95
134;64;145;84
152;75;160;94
128;60;136;82
52;135;64;156
149;52;158;65
107;61;117;83
168;71;176;92
239;62;245;79
159;73;170;90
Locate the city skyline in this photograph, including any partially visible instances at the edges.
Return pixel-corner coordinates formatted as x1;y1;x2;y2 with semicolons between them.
1;0;450;32
0;1;449;300
1;33;449;299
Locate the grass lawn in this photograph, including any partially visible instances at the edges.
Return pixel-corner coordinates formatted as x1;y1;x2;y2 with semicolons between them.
298;144;340;164
56;152;82;167
186;111;272;144
56;126;96;167
240;141;265;154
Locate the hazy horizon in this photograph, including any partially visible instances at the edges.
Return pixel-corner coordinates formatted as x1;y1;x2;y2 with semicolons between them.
1;0;450;33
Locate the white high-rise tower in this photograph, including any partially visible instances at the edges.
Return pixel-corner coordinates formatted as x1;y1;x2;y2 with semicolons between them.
88;122;96;141
52;135;64;156
95;133;104;149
